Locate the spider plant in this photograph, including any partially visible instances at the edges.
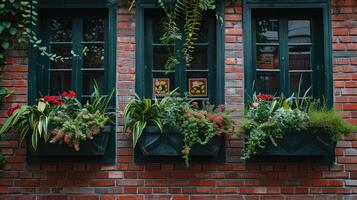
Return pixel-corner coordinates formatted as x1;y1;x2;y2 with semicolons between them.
123;95;163;147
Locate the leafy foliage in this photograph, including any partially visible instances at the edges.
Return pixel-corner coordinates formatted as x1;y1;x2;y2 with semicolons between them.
238;93;355;159
0;85;113;151
157;0;216;70
123;95;163;148
124;90;237;167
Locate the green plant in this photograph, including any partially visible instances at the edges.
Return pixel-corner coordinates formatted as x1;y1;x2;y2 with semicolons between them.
0;85;113;151
308;107;356;141
124;90;237;167
123;95;163;147
238;93;355;159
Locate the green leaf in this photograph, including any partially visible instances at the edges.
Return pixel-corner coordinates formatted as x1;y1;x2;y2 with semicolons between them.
132;121;147;148
37;101;46;113
0;25;4;34
1;41;9;50
31;130;38;150
3;22;11;28
9;27;17;35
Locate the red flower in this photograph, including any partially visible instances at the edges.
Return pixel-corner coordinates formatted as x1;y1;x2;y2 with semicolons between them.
44;96;63;105
60;91;68;97
7;104;21;117
191;101;198;108
68;90;76;98
60;90;76;98
256;94;274;101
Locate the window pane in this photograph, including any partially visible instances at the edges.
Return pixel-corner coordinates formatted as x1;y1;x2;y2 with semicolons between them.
83;45;104;68
153;19;166;44
288;20;311;43
289;46;311;70
290;73;312;95
50;18;72;42
50;72;72;95
50;44;72;69
153;73;175;97
256;72;280;95
187;72;208;98
257;46;279;69
84;17;105;41
189;46;208;70
256;19;279;43
153;46;174;70
83;71;104;95
196;20;208;43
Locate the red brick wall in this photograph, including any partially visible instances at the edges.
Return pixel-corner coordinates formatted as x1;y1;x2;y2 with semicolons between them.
0;0;356;199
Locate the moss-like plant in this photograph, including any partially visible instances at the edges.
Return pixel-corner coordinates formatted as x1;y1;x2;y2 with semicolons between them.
308;107;356;141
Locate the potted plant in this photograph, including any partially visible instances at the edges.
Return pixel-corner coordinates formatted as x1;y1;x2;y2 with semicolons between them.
124;91;237;167
238;93;356;162
0;85;115;162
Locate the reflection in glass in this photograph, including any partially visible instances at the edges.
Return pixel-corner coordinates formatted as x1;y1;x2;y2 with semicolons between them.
153;46;174;70
289;46;311;70
50;72;72;95
190;46;208;69
50;18;72;42
256;72;280;95
257;46;279;69
50;45;72;69
256;19;279;43
290;73;312;96
84;17;105;41
288;20;311;43
83;45;104;68
83;71;104;95
196;20;208;43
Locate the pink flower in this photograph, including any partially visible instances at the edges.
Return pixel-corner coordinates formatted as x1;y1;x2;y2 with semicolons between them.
191;101;198;108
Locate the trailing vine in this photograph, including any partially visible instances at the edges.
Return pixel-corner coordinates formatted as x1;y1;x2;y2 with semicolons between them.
130;0;217;71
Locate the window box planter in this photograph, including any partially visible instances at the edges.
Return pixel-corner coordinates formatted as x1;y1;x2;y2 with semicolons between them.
134;126;225;163
26;125;116;164
246;128;336;163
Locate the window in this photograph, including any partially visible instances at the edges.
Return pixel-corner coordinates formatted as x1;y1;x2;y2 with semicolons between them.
250;9;327;99
142;11;219;103
36;9;109;102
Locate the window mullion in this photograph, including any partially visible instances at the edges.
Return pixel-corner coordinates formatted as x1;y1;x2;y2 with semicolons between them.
279;18;288;95
72;17;83;99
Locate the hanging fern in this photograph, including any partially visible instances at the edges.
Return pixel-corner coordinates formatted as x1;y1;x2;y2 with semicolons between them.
157;0;216;70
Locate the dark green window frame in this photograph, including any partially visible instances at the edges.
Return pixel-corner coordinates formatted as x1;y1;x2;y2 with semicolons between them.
135;1;225;104
243;0;333;105
29;1;117;105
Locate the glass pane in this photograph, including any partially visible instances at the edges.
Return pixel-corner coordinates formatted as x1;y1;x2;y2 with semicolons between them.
83;45;105;68
84;17;105;41
153;73;175;97
50;18;72;42
50;72;72;95
50;44;72;69
256;72;280;95
256;19;279;43
153;19;166;44
257;46;279;69
196;20;208;43
288;20;311;43
289;46;311;70
190;46;208;69
83;71;104;95
290;73;312;96
153;46;174;70
187;72;208;98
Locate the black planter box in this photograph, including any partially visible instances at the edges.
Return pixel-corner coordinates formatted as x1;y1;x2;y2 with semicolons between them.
134;126;225;163
27;125;116;164
246;128;336;163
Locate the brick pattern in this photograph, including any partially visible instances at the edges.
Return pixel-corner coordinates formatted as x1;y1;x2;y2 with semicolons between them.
0;0;356;199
